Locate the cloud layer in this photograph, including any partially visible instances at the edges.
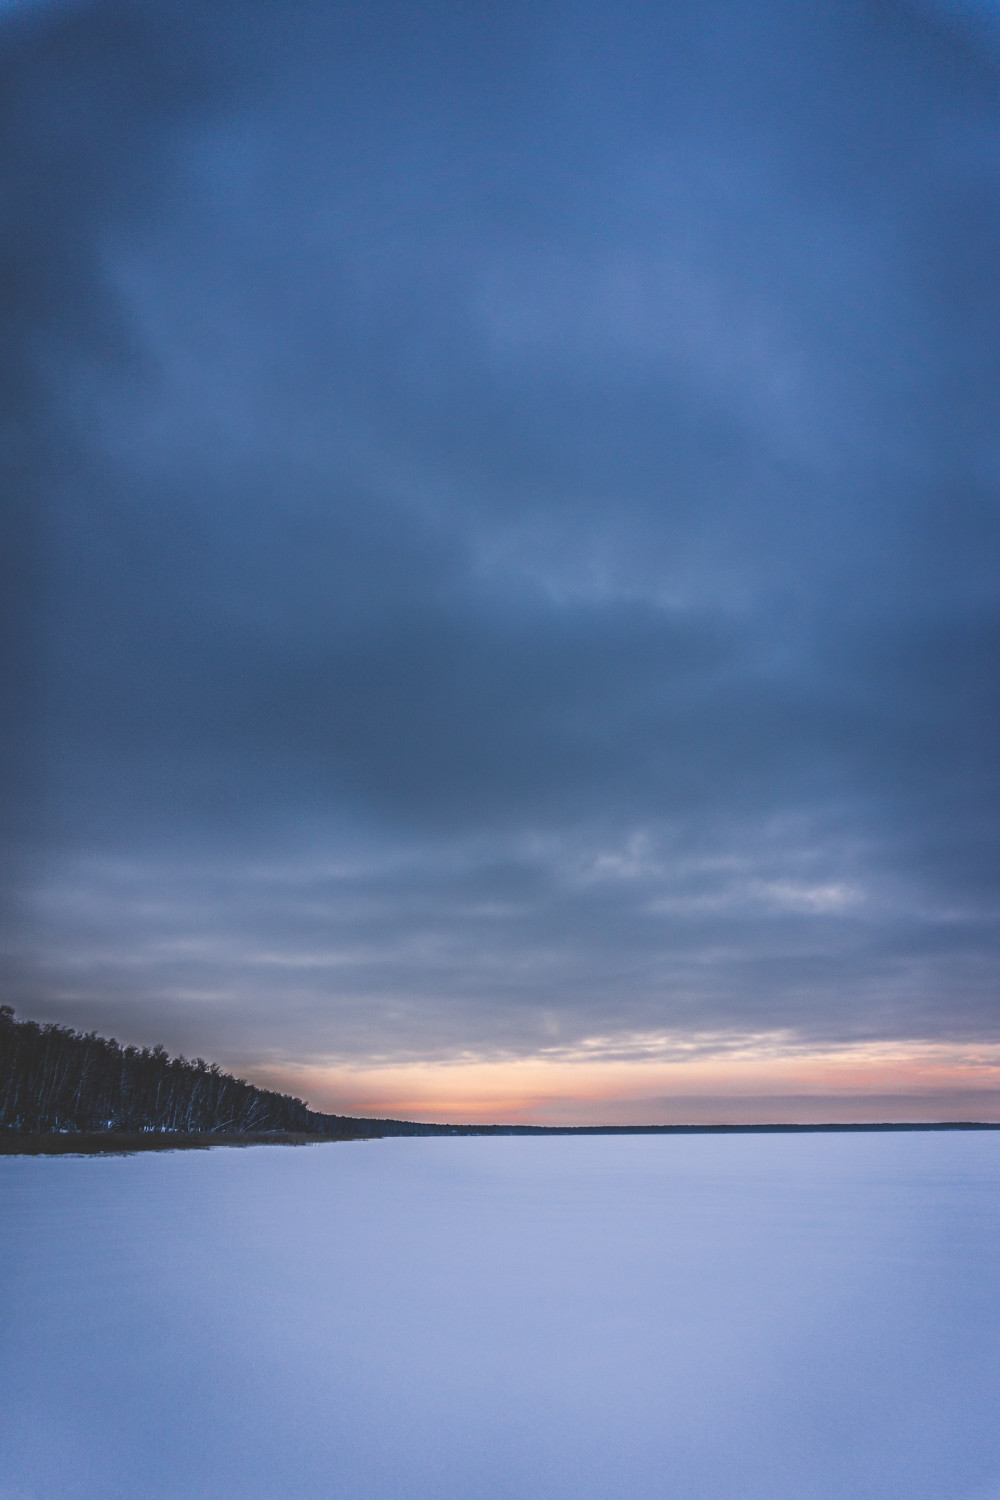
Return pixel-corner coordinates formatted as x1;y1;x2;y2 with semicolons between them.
3;0;999;1113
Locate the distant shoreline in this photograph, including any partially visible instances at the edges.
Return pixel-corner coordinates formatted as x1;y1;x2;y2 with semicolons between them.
0;1130;369;1156
3;1120;1000;1155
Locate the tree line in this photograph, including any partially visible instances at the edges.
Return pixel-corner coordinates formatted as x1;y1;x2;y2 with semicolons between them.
0;1006;326;1135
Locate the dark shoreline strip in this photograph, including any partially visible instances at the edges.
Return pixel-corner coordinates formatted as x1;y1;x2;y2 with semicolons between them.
331;1120;1000;1136
3;1120;999;1155
0;1130;368;1156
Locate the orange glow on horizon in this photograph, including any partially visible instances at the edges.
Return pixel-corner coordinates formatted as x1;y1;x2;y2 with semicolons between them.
248;1036;1000;1126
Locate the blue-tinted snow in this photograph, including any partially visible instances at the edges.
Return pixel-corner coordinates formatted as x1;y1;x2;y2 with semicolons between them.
2;1134;999;1499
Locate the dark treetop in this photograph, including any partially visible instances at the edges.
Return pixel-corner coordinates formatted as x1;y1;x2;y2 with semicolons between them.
0;1005;318;1135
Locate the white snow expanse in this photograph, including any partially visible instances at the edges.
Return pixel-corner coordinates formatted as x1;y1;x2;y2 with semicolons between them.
2;1133;999;1499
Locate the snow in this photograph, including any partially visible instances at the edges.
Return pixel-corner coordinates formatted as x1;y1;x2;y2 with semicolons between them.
2;1133;999;1499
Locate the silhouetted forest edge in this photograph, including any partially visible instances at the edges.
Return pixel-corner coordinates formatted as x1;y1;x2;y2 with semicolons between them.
3;1008;999;1153
0;1007;369;1148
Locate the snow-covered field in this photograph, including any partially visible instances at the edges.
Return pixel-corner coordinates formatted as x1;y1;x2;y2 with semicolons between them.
2;1133;999;1499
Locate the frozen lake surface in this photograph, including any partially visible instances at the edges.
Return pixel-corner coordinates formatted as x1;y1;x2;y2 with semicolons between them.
2;1133;1000;1499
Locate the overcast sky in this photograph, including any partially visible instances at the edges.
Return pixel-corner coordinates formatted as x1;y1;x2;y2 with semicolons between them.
2;0;999;1120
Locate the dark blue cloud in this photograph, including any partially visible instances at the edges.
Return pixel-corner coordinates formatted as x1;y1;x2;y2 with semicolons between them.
2;0;998;1077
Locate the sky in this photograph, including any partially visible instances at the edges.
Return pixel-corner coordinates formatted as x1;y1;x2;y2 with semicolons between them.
2;0;999;1123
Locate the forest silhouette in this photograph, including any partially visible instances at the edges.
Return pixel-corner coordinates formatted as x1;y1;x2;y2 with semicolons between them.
0;1006;321;1135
